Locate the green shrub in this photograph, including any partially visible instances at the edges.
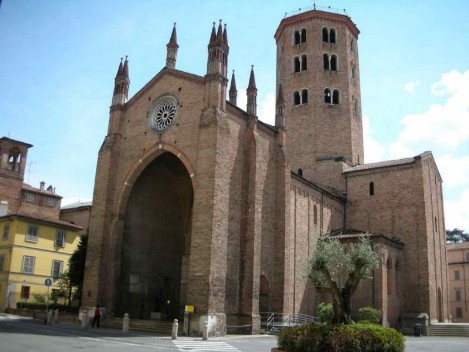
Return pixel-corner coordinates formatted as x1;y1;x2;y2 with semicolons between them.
277;322;404;352
318;303;333;323
358;306;381;324
32;294;46;303
15;302;79;313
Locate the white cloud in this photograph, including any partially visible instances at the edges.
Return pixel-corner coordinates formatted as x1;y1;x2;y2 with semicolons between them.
404;80;420;93
363;114;386;163
390;70;469;159
435;153;469;189
444;189;469;232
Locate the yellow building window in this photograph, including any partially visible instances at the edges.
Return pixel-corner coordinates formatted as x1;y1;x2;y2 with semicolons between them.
22;256;35;274
26;225;38;242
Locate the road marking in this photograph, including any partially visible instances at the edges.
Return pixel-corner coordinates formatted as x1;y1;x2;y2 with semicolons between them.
172;340;240;351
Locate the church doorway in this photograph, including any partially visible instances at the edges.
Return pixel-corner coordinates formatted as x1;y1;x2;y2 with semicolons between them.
117;152;193;320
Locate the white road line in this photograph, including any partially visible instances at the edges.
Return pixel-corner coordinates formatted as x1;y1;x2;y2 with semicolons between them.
172;340;240;351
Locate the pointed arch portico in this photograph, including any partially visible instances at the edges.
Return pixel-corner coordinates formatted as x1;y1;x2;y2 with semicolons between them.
106;144;195;319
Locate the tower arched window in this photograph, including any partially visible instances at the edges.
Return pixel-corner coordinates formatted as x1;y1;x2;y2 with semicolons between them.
330;54;338;71
352;65;356;78
293;91;301;105
323;53;329;70
293;30;301;45
298;168;303;176
301;28;307;43
322;27;329;42
332;89;340;104
301;89;308;104
293;57;301;72
330;28;336;43
301;55;307;71
324;88;331;104
369;182;375;196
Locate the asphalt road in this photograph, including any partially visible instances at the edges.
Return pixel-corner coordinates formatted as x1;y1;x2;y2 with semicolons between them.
1;313;468;352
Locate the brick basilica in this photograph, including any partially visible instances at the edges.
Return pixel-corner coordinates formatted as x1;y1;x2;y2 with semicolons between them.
82;7;449;335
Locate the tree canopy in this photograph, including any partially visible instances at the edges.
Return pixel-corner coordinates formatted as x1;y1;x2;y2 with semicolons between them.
68;233;88;305
446;228;469;243
308;235;379;324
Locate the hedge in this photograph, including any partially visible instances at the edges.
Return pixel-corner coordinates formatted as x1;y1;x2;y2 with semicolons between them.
15;302;79;313
278;322;404;352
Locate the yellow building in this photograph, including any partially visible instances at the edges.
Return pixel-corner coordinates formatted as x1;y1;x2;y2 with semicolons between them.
0;137;81;309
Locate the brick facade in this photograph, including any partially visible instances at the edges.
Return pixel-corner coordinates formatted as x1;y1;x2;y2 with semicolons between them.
82;8;449;335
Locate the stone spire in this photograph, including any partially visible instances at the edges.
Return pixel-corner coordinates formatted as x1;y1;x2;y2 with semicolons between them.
229;70;237;105
275;83;286;128
246;65;257;116
112;56;130;106
166;23;179;69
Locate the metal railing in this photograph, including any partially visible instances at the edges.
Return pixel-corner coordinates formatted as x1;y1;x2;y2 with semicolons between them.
260;312;320;333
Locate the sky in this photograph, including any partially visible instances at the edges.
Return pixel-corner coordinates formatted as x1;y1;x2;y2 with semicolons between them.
0;0;468;233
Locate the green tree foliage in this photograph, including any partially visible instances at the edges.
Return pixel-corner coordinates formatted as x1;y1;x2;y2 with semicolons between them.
358;306;381;324
56;271;76;308
68;233;88;306
446;228;469;243
308;235;379;324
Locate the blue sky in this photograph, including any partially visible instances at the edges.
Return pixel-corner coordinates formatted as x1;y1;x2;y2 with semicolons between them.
1;0;468;233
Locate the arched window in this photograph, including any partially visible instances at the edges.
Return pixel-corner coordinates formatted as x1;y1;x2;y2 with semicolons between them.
324;88;331;104
294;30;301;45
369;181;375;196
301;55;307;71
298;168;303;176
301;28;307;43
332;89;340;104
294;57;301;72
301;89;308;104
330;28;336;43
323;53;329;70
330;54;338;71
293;91;301;105
322;27;329;42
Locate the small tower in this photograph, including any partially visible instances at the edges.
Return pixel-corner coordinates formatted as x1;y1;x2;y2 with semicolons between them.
229;70;237;105
204;20;229;110
275;83;285;128
111;56;130;106
246;65;257;116
166;23;179;69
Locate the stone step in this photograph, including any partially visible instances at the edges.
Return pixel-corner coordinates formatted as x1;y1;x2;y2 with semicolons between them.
100;318;184;335
428;324;469;337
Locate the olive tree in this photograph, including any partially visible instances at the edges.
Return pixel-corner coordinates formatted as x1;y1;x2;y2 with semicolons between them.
308;235;379;324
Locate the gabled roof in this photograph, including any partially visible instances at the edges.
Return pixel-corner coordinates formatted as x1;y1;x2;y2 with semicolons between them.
22;183;62;199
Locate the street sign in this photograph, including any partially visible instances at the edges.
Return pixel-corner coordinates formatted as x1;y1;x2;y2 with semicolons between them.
45;278;52;287
185;305;194;313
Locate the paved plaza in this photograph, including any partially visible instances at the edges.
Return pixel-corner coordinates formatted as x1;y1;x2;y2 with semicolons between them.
1;313;468;352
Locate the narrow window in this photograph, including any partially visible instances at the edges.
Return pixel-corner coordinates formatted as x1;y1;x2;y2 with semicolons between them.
0;255;5;271
21;286;30;299
52;260;64;280
455;270;460;280
294;57;301;72
369;182;375;196
330;28;336;43
330;54;338;71
324;88;331;103
456;289;462;302
322;27;329;42
300;28;306;43
294;30;300;45
22;256;35;274
350;38;354;52
352;65;356;78
332;89;340;104
301;55;307;71
354;99;358;113
2;224;9;240
298;168;303;176
456;307;463;318
301;89;308;104
55;231;66;247
434;216;438;232
26;225;38;242
323;53;330;70
465;252;469;262
387;258;392;295
313;205;318;225
293;91;301;105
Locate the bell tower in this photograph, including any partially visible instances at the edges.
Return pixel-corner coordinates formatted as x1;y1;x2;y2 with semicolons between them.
274;8;363;191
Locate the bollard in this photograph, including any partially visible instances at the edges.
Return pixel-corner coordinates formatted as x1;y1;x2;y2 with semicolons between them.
81;310;88;329
171;319;178;340
202;321;208;340
54;309;59;324
122;313;130;334
47;310;53;325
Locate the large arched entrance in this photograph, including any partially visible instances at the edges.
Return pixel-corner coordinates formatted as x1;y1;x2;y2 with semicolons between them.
117;152;193;320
